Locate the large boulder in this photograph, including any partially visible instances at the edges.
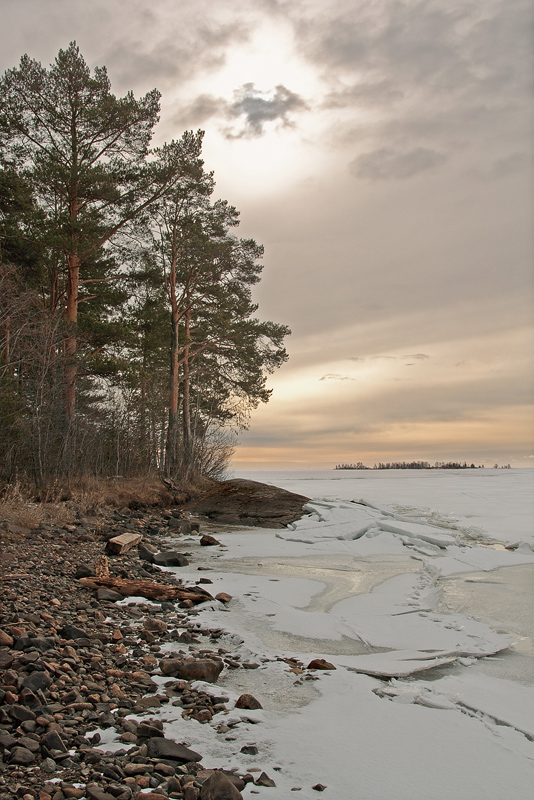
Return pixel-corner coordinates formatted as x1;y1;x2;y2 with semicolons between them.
160;657;224;683
152;550;189;567
200;771;243;800
146;737;202;763
183;479;309;528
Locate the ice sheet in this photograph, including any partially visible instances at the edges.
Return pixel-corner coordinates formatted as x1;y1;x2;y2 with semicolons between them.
156;469;534;799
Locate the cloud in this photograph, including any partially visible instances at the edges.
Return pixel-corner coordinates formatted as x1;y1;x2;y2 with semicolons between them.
319;373;354;381
288;0;533;171
225;82;309;137
491;152;528;178
172;82;308;137
322;80;404;109
171;94;228;127
403;353;430;360
100;15;251;91
350;147;447;180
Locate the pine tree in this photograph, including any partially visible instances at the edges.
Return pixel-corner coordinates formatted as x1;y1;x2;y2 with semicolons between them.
0;43;203;442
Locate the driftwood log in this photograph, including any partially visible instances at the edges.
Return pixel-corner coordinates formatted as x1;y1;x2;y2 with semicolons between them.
78;577;213;604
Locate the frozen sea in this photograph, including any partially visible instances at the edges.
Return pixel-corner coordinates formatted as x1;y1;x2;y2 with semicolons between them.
114;469;534;799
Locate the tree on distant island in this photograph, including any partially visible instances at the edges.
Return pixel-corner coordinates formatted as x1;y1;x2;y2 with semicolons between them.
334;461;484;470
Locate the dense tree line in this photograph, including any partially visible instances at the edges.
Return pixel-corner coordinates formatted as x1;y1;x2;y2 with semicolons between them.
334;461;483;470
0;44;289;487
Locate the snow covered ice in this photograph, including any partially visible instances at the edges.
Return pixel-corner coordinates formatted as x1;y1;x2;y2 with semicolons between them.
106;469;534;799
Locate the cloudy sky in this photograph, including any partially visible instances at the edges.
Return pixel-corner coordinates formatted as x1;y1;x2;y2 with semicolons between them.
2;0;533;468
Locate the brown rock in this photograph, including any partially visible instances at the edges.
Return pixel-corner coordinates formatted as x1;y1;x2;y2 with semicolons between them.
62;789;84;799
235;693;263;710
307;659;336;670
86;787;116;800
144;616;168;634
192;708;213;723
138;542;158;562
215;593;232;604
106;532;143;554
160;656;224;683
10;745;36;765
153;550;189;566
135;794;168;800
255;772;276;788
146;737;202;763
96;587;123;602
0;629;14;646
200;534;222;546
159;657;184;676
200;771;243;800
184;479;310;528
178;658;224;684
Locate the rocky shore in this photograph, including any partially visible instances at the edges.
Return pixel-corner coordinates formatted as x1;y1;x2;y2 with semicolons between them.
0;482;315;800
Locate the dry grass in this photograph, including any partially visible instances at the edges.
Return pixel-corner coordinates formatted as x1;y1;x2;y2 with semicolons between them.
0;482;75;528
64;474;178;512
0;473;210;528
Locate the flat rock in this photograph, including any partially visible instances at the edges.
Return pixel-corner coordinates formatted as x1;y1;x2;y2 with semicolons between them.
86;787;117;800
153;550;189;567
42;729;68;753
307;659;336;671
146;737;202;763
10;745;35;765
96;587;124;602
13;636;55;652
8;704;36;721
59;624;88;640
21;671;52;691
178;658;224;683
183;479;310;528
106;531;143;554
74;564;95;578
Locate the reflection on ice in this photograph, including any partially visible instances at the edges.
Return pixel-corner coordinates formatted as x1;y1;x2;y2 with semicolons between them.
438;563;534;683
219;553;422;611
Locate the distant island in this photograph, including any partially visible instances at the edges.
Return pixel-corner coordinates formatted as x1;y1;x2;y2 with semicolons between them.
333;461;510;470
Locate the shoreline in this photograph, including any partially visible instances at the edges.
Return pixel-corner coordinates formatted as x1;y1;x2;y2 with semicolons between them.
2;469;534;799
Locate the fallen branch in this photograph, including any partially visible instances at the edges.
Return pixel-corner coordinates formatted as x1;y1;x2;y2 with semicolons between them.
78;576;213;604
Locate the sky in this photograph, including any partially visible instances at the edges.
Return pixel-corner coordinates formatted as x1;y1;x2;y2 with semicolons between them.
1;0;533;468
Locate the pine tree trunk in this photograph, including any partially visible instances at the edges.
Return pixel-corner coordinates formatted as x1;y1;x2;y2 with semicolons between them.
165;255;180;476
182;305;192;477
64;251;79;423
